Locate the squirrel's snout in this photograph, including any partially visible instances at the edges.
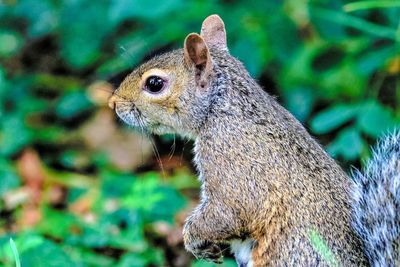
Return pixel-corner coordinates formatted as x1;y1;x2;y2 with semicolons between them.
108;95;117;110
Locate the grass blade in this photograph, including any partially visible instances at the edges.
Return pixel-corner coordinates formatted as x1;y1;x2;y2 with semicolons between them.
312;7;398;41
308;229;338;267
344;1;400;12
9;238;21;267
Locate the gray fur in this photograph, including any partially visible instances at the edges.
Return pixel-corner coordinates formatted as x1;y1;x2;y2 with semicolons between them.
111;46;368;266
353;131;400;267
109;15;399;266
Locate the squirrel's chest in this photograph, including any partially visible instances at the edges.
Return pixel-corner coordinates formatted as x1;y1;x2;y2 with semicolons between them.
230;239;254;267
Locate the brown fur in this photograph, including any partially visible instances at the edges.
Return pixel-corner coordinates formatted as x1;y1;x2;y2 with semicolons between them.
109;15;368;266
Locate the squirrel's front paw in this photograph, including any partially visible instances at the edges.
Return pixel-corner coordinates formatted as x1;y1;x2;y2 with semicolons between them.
187;240;223;264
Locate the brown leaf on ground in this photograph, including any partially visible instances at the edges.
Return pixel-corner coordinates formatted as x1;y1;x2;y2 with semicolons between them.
165;206;194;246
46;185;66;206
17;149;45;203
157;155;189;173
3;188;30;210
167;226;184;246
69;190;96;215
19;206;42;229
80;108;153;171
16;149;46;228
153;221;172;237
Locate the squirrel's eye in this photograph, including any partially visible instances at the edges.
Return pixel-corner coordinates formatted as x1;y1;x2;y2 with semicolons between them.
144;76;165;93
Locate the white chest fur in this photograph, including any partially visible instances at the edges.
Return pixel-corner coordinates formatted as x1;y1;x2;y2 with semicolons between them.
230;239;254;267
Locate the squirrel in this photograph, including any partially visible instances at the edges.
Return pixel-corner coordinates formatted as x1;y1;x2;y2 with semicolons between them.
108;15;400;266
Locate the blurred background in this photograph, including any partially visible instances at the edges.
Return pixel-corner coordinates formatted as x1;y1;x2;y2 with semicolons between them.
0;0;399;266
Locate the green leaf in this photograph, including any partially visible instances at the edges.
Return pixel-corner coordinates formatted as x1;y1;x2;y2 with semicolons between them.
63;246;116;267
356;100;397;138
0;30;23;57
117;253;147;267
0;65;8;96
9;238;21;267
311;7;398;40
122;174;166;211
34;126;67;143
104;210;147;250
320;62;366;98
310;104;358;134
55;90;93;119
12;0;58;37
0;234;20;266
309;3;347;41
37;209;79;240
117;249;164;267
119;0;184;20
101;171;137;198
121;172;186;222
20;239;77;267
77;226;112;248
267;11;302;64
59;150;90;169
191;259;237;267
168;169;200;190
14;233;45;254
355;45;395;75
59;1;113;69
283;87;316;122
0;113;33;156
231;37;264;77
344;1;400;12
327;127;365;160
0;159;20;197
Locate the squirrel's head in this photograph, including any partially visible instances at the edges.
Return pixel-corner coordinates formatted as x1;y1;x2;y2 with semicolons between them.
108;15;229;138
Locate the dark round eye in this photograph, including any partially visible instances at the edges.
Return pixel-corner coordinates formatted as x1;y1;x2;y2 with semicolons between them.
144;76;165;93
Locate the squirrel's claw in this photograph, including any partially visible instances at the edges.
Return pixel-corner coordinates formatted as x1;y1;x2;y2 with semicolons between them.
190;241;223;264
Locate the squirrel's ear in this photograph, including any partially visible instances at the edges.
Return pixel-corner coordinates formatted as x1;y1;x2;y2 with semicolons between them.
184;33;213;88
200;14;227;50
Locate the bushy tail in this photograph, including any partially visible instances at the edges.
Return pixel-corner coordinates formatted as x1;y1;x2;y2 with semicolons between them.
353;131;400;267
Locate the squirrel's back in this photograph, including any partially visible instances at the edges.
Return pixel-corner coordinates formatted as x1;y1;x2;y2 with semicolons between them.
353;131;400;267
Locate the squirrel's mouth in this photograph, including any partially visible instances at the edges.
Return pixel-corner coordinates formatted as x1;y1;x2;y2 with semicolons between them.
114;103;144;129
114;103;175;135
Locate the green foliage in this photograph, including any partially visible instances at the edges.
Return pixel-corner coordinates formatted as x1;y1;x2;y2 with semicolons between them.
308;229;338;267
0;30;23;57
0;0;399;266
9;238;21;267
344;1;400;12
191;259;237;267
0;159;19;197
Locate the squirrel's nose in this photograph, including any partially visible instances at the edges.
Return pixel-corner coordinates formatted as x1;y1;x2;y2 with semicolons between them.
108;95;117;110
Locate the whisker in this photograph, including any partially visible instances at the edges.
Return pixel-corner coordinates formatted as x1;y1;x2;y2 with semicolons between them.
119;45;136;65
220;246;231;254
168;134;176;160
136;115;166;178
134;111;145;166
180;137;191;167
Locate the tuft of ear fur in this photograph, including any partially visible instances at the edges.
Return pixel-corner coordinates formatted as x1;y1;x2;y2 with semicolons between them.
200;14;227;50
184;33;213;88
